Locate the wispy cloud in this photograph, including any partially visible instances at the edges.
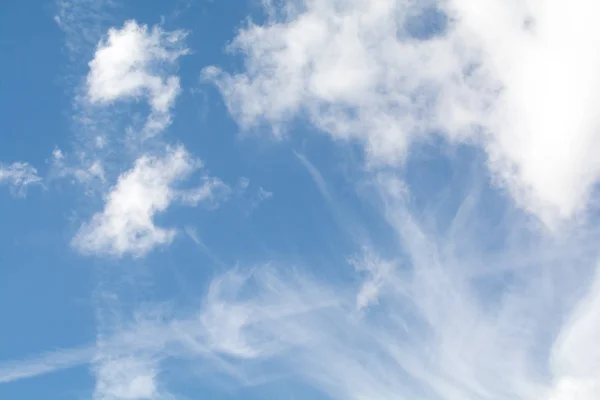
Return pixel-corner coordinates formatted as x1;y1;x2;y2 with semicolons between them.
294;151;333;203
0;162;42;195
49;147;106;187
0;345;93;384
55;0;117;59
350;249;397;312
251;187;273;209
294;150;371;247
178;177;231;208
238;178;273;214
92;356;159;400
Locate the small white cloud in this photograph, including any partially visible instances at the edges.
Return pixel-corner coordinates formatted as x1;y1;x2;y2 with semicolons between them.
52;148;65;160
0;162;42;195
72;146;201;257
87;20;188;136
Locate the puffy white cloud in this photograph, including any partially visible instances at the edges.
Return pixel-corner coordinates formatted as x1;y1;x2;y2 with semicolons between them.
72;146;228;257
87;20;188;136
205;0;600;226
0;162;42;195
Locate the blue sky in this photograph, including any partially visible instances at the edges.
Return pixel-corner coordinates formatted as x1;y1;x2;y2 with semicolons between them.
1;1;600;400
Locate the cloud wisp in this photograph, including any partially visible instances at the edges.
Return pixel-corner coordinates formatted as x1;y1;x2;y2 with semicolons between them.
86;20;188;137
0;162;42;196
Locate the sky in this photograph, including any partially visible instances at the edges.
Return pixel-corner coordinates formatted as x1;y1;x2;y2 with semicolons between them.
1;0;600;399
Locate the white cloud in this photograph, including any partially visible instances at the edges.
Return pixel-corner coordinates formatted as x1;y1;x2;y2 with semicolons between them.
350;250;397;311
178;177;231;208
93;356;158;400
253;186;273;206
72;146;227;257
169;193;600;400
549;265;600;400
50;147;106;186
0;162;42;195
87;20;188;136
55;0;118;58
0;346;93;384
294;151;333;203
205;0;600;227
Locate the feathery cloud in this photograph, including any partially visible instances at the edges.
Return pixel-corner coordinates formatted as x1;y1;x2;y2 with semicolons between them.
0;162;42;195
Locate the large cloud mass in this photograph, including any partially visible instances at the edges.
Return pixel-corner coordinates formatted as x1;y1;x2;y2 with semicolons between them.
205;0;600;226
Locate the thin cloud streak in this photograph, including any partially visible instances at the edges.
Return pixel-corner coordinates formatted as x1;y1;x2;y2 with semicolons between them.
294;151;334;204
0;346;94;384
294;150;376;250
